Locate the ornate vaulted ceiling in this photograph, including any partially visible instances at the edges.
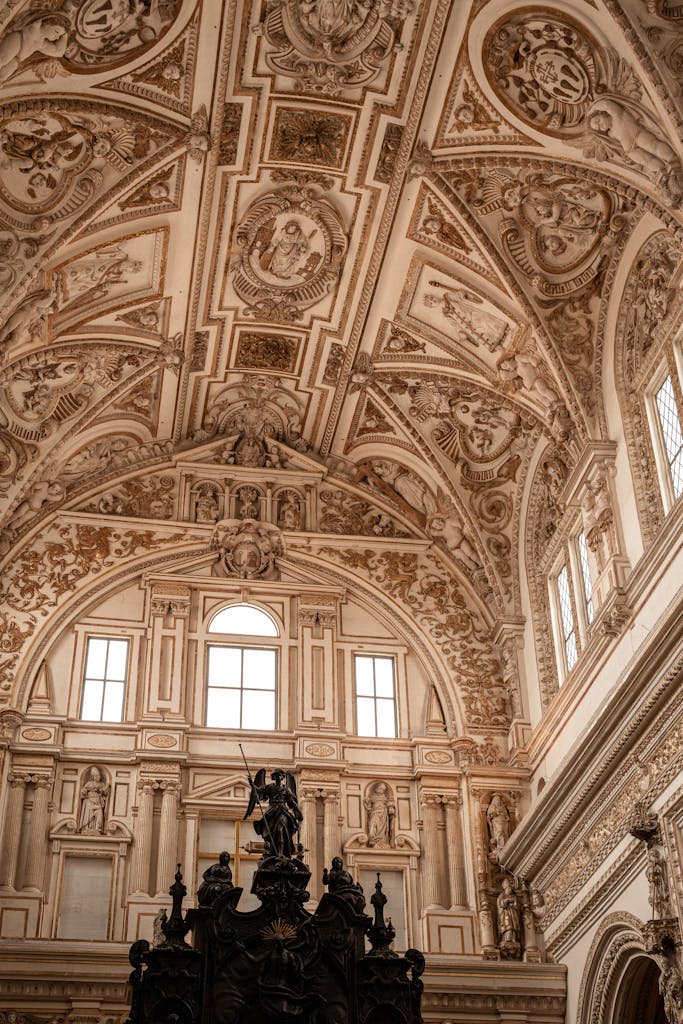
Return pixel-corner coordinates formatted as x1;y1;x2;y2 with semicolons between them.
1;0;682;730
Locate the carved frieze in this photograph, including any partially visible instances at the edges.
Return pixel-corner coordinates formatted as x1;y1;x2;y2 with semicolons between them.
235;332;299;373
231;184;347;322
0;522;186;698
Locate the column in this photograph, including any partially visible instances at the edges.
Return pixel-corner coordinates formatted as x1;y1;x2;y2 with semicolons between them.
444;795;468;908
323;791;341;868
23;775;52;891
0;775;27;889
156;781;179;894
130;780;155;894
420;795;442;909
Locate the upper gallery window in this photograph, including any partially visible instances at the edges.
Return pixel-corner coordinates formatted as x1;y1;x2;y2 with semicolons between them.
354;654;397;738
550;527;597;684
80;636;129;722
651;372;683;508
206;604;279;730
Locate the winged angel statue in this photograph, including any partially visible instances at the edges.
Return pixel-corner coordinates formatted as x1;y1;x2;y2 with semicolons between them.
244;768;303;859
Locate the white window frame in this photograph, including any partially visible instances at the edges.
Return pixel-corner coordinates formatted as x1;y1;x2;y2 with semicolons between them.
353;653;398;738
202;602;282;732
80;635;130;723
646;362;683;513
205;643;278;731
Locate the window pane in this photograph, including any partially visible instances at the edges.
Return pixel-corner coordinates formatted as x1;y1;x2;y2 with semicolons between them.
376;698;397;738
556;565;578;673
374;658;395;698
200;819;235;853
354;656;375;695
360;869;406;950
81;679;103;720
207;646;242;687
106;640;128;681
207;687;240;728
242;649;277;689
102;681;124;722
356;696;376;736
655;375;683;499
209;605;278;636
85;638;108;679
242;689;275;730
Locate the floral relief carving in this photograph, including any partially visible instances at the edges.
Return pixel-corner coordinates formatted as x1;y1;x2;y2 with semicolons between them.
199;376;309;457
484;11;683;203
271;108;351;167
258;0;413;95
235;333;299;373
231;183;347;322
318;488;408;537
0;522;186;697
318;544;508;728
83;473;176;519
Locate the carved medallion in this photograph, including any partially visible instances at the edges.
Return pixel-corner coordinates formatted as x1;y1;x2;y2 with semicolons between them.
21;727;51;741
210;518;284;580
424;750;452;764
483;11;683;202
0;1;182;85
259;0;411;94
305;743;335;757
148;734;178;748
231;185;347;322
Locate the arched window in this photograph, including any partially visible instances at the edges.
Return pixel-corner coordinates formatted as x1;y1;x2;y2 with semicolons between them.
205;604;279;730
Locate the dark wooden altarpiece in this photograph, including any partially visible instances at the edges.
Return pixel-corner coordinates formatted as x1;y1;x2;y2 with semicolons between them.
125;768;425;1024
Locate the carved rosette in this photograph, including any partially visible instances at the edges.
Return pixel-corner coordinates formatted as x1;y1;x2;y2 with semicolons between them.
231;186;347;322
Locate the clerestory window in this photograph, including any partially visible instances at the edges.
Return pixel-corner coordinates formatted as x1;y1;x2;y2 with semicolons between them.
80;636;129;722
205;604;279;730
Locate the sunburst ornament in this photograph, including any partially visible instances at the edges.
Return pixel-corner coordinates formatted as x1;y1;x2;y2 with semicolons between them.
260;918;298;942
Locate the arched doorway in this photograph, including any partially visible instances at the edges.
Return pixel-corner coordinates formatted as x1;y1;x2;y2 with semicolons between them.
612;954;667;1024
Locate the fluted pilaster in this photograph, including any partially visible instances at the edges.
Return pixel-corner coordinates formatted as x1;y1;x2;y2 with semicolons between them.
156;781;180;894
0;775;27;888
23;776;52;890
420;795;443;909
444;794;468;908
323;791;341;866
130;780;155;894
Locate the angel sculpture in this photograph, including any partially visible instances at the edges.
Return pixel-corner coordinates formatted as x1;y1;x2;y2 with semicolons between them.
244;768;303;859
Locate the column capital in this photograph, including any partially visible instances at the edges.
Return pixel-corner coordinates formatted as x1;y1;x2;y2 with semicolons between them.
8;773;28;788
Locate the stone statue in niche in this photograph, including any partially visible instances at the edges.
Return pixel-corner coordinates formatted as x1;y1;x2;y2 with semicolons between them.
210;518;283;580
195;483;221;523
647;839;673;920
278;490;302;530
364;781;395;848
78;765;109;834
497;876;521;956
486;793;511;856
237;485;260;520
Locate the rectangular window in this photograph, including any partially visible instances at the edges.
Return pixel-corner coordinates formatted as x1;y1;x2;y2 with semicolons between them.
354;655;397;738
58;856;112;939
577;531;594;625
206;645;276;729
197;818;261;911
81;636;129;722
556;565;578;673
654;374;683;500
359;868;407;950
